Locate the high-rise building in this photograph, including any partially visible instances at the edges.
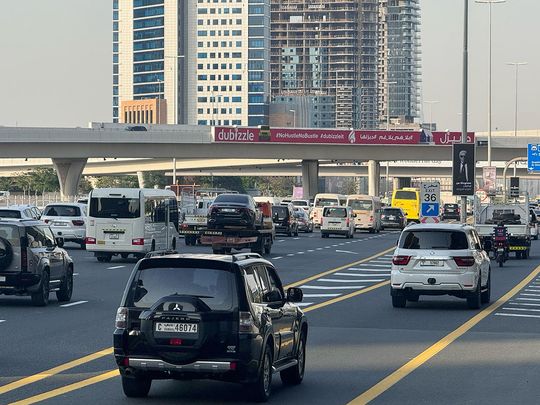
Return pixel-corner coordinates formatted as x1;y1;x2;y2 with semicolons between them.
378;0;421;127
270;0;379;129
113;0;270;126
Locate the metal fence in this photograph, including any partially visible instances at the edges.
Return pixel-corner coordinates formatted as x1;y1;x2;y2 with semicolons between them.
0;192;86;209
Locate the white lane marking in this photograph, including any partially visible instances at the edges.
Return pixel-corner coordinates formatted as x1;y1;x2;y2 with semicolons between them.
524;289;540;293
348;268;391;272
507;302;540;307
73;273;79;276
338;243;345;246
357;264;390;267
107;266;125;270
278;240;285;243
525;286;540;289
316;248;323;250
325;246;331;249
293;237;300;240
273;256;283;260
300;285;366;290
383;255;394;257
495;313;540;319
297;252;305;255
60;300;88;308
307;250;314;253
335;250;358;255
303;293;341;298
0;320;5;324
287;254;294;257
318;278;384;283
296;302;314;307
502;307;540;313
334;272;390;277
345;242;352;244
516;298;540;302
370;260;392;264
520;293;540;297
309;235;315;238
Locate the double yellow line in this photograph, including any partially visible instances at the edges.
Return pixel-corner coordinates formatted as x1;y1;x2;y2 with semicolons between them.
4;247;395;404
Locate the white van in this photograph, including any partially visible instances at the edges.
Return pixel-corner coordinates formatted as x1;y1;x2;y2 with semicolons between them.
321;206;355;238
346;195;382;233
311;193;347;226
85;188;180;262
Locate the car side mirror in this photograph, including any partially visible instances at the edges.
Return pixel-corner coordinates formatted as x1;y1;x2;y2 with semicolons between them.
286;287;303;303
264;290;283;303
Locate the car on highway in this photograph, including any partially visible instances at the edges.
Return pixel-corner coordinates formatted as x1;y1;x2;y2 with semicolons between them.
380;207;407;230
114;252;307;401
294;210;314;233
441;203;460;221
321;206;355;238
0;219;73;306
0;204;42;220
41;203;88;249
207;193;263;230
291;199;310;212
529;209;539;240
390;223;491;309
272;203;299;236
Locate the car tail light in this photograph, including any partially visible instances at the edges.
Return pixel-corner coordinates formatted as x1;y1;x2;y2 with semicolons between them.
115;307;127;329
122;357;129;367
85;237;96;245
453;256;475;267
181;223;189;229
239;311;256;333
392;255;411;265
346;218;350;226
132;238;144;246
381;215;386;219
169;338;183;346
369;216;373;222
230;361;237;371
72;220;85;226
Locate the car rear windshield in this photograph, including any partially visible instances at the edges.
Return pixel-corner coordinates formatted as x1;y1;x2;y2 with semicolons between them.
272;206;288;219
89;198;140;219
324;207;347;218
291;200;308;206
348;200;372;210
445;204;459;208
130;267;236;311
43;205;81;217
394;191;417;200
316;198;339;207
213;194;248;204
383;208;402;215
0;210;21;219
400;230;469;250
0;225;20;247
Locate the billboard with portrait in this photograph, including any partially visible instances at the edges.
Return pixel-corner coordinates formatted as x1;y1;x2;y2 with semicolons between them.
452;143;475;196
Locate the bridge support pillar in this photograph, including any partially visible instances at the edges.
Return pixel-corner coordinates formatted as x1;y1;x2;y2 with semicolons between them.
52;158;87;201
137;171;145;188
393;177;411;190
301;159;319;200
368;160;380;197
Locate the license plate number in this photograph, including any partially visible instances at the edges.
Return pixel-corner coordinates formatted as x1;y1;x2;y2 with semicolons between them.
421;260;441;267
0;276;5;282
109;234;119;239
388;216;395;220
155;322;198;333
53;222;67;226
221;208;236;213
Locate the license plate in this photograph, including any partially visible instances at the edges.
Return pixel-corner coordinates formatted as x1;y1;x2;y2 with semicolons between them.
109;234;119;239
221;208;236;213
155;322;198;333
97;240;105;245
421;260;442;267
389;216;395;220
0;276;5;282
53;222;67;226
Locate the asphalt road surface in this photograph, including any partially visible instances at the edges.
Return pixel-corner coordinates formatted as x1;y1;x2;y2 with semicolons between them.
1;229;539;404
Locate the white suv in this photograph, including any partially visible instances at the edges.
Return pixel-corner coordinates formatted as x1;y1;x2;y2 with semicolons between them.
41;203;87;249
391;223;491;309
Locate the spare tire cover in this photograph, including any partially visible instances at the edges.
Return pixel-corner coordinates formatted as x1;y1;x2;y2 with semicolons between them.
0;237;14;271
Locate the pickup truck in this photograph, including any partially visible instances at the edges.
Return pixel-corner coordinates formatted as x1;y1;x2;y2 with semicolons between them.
474;197;531;259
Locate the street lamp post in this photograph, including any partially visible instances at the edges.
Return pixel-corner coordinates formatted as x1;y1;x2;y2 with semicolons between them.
476;0;505;167
423;100;439;130
507;61;527;177
460;0;469;224
156;78;163;124
289;109;296;127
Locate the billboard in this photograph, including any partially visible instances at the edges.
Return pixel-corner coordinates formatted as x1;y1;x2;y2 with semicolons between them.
432;131;475;145
452;143;475;196
527;144;540;173
482;166;497;195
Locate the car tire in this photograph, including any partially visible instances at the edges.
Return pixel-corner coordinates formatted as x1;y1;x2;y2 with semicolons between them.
248;344;273;402
56;266;73;302
0;237;14;271
281;333;306;385
31;270;50;306
121;253;129;259
392;294;406;308
467;280;482;309
481;270;491;304
97;255;112;263
121;375;152;398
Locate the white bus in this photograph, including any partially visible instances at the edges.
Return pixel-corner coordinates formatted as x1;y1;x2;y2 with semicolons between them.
85;188;180;262
310;193;347;226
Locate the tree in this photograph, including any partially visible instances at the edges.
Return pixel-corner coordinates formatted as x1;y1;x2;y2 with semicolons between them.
78;177;93;194
14;167;60;194
94;175;139;188
143;171;169;188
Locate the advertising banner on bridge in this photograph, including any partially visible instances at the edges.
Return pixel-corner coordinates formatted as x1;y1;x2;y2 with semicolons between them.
452;143;475;196
213;127;420;145
432;131;475;145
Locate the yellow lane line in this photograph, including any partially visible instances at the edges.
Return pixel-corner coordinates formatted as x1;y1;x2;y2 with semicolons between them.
349;263;540;405
9;370;120;405
4;246;396;403
0;348;113;395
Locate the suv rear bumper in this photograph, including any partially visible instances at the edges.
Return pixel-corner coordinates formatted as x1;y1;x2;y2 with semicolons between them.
127;358;233;372
391;270;477;292
0;272;41;293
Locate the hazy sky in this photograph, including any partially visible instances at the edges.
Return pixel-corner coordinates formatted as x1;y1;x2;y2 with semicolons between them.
0;0;538;132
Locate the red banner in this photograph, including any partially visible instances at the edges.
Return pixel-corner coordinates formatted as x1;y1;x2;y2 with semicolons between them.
432;131;475;145
213;127;420;145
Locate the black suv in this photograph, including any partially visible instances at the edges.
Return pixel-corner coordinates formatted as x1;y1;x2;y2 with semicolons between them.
0;220;74;306
207;194;263;230
114;253;307;402
441;203;460;221
272;204;299;236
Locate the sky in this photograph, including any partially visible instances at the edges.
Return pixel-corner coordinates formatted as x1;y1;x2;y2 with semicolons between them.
0;0;538;132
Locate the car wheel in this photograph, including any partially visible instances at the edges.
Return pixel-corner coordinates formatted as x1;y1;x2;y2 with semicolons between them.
467;279;482;309
350;230;354;239
248;344;273;402
294;227;299;237
281;333;306;385
56;266;73;302
121;374;152;398
481;270;491;304
31;270;50;306
392;294;406;308
98;255;112;263
120;253;129;259
172;237;177;250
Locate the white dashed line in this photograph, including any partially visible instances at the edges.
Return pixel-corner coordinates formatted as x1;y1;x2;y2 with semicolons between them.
293;237;300;240
297;252;305;255
370;260;392;264
73;273;79;276
303;293;341;298
0;320;5;324
318;278;383;283
520;293;540;297
332;244;339;247
507;302;540;307
334;272;390;277
324;246;331;249
60;300;88;308
273;256;283;260
359;264;391;267
296;302;314;307
287;254;294;257
335;250;358;255
307;250;314;252
107;266;125;270
278;240;285;243
517;298;540;302
316;248;323;250
348;268;391;272
300;285;366;290
502;307;540;313
495;313;540;319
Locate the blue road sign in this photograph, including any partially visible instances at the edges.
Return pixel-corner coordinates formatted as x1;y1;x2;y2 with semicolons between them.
421;203;439;217
528;144;540;173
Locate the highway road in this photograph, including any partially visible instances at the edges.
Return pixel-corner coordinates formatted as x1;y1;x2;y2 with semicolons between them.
1;230;540;404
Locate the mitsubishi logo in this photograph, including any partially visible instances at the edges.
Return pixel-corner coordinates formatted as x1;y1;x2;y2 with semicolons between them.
172;304;182;311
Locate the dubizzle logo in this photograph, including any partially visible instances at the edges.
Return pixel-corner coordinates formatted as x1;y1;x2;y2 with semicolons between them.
215;128;255;142
348;130;356;144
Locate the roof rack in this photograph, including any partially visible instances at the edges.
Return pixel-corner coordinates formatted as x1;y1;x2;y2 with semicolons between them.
144;250;178;258
232;253;262;262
